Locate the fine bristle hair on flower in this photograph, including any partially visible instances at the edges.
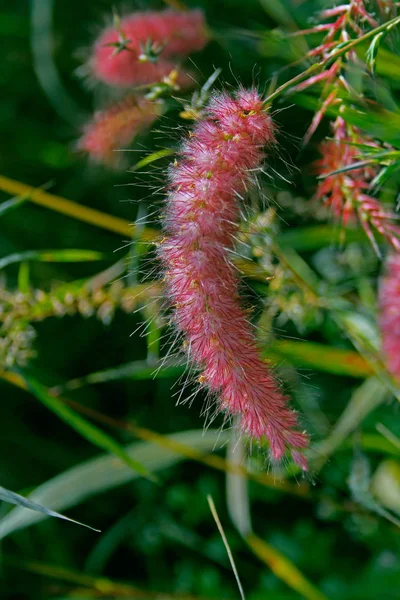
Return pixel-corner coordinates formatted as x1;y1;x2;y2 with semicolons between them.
159;88;309;470
77;95;162;166
379;253;400;383
89;9;208;88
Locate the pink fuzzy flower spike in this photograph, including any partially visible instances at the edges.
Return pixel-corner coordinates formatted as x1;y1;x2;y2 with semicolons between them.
90;10;208;88
77;96;161;166
160;88;309;469
380;253;400;383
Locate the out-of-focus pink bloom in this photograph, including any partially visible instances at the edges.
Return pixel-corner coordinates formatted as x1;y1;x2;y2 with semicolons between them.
314;117;400;252
380;253;400;382
159;89;309;469
77;96;161;166
90;10;208;88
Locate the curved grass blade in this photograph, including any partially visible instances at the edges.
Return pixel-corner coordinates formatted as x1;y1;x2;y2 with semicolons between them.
0;249;106;270
0;429;230;539
23;375;156;483
207;495;245;600
0;486;99;532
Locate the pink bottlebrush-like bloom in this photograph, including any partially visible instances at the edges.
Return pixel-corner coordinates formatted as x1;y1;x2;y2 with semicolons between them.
159;89;309;469
380;253;400;382
315;117;400;252
90;10;208;88
77;96;162;166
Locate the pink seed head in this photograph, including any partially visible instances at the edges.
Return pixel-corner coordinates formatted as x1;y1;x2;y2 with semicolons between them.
77;96;161;166
159;88;309;469
380;253;400;382
89;10;208;88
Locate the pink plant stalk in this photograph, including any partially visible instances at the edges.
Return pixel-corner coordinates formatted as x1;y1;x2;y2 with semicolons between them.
159;89;309;469
77;95;162;166
314;116;400;252
90;10;208;88
379;253;400;382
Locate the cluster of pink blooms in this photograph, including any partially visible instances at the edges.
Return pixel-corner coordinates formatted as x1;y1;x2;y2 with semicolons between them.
380;253;400;382
159;89;309;469
315;117;400;252
77;96;162;166
298;2;400;394
89;10;208;88
78;9;208;165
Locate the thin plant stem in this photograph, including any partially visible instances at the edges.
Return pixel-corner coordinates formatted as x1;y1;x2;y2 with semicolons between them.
265;15;400;105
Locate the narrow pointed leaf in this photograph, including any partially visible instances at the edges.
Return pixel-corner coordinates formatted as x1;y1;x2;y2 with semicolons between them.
0;486;99;532
0;429;230;539
269;340;372;378
0;249;106;270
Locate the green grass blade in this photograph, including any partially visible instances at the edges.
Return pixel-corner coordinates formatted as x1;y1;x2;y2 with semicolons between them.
17;262;30;293
269;340;373;378
0;486;99;532
0;194;28;216
53;360;185;394
23;375;156;482
0;429;230;539
129;148;175;172
0;249;106;269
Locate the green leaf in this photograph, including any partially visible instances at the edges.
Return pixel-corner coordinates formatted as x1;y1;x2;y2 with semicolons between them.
371;160;400;188
129;148;175;172
0;249;106;270
23;375;156;482
17;262;30;293
0;429;229;539
366;32;386;75
336;311;400;401
371;459;400;516
269;340;372;378
53;360;185;394
0;485;99;532
371;45;400;81
349;451;400;527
